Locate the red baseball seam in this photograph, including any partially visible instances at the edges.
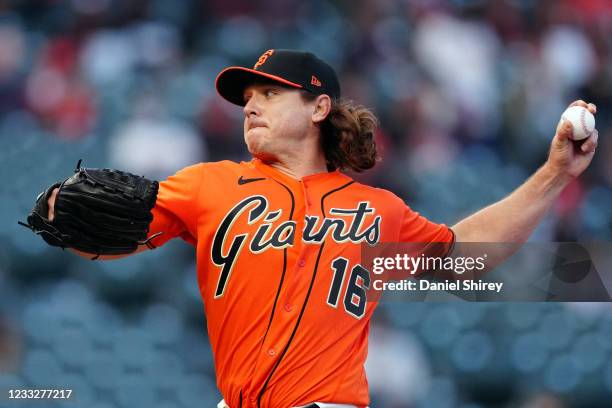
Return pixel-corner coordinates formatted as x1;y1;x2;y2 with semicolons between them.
579;108;590;137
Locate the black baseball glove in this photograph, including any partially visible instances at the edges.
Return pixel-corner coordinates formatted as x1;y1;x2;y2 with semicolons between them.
20;161;161;258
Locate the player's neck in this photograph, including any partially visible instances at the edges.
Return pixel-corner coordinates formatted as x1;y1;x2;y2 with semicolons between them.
261;149;328;180
267;153;327;179
256;131;329;179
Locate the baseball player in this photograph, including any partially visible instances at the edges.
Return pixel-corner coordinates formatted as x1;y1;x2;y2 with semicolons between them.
22;49;598;408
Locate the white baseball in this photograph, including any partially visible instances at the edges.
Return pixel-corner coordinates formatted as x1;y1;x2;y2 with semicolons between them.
560;106;595;140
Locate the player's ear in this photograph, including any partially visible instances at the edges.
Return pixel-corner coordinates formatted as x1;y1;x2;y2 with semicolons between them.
312;94;332;124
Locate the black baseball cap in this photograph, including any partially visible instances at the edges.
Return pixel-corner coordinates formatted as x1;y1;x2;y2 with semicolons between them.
215;49;341;106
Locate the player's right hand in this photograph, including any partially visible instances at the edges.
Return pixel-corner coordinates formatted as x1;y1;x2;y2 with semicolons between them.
547;100;598;181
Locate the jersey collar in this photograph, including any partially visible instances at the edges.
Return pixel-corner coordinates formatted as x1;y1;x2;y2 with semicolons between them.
250;158;353;187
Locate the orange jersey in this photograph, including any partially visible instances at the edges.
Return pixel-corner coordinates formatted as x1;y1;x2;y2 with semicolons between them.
148;159;454;408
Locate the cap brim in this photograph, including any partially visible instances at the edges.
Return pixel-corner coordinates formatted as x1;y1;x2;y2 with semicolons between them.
215;67;303;106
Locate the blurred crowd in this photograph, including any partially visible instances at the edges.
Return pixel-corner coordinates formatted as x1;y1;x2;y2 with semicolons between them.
1;0;612;407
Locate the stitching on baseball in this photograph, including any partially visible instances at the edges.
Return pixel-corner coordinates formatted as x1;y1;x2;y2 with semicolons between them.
579;108;590;136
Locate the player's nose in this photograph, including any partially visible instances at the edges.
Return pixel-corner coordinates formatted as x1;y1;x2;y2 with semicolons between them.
243;95;261;117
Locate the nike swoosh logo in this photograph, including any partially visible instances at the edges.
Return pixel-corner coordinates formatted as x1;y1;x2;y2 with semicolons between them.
238;176;266;185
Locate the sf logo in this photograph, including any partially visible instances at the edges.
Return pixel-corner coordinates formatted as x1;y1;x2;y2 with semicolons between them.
254;50;274;69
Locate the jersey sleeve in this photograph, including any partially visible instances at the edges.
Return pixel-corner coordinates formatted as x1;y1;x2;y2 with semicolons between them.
395;205;459;278
398;205;454;243
398;205;455;259
147;163;205;248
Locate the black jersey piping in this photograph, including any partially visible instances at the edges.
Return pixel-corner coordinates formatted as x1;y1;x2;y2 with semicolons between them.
257;180;355;407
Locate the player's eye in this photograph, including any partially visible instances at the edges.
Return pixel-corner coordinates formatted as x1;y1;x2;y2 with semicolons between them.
265;89;278;97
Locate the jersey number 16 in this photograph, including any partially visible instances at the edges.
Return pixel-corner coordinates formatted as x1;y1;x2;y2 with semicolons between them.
326;258;371;319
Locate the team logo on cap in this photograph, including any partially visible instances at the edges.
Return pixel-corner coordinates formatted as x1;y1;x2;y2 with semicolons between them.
311;75;322;87
254;49;274;69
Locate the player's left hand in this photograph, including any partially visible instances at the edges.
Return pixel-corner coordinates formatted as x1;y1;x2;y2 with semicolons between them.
546;100;598;180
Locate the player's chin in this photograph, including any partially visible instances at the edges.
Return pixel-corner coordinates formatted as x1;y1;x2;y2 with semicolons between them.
245;138;263;156
245;130;267;150
244;128;258;143
245;136;259;153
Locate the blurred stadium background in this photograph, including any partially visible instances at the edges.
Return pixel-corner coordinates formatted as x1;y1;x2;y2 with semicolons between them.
1;0;611;407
